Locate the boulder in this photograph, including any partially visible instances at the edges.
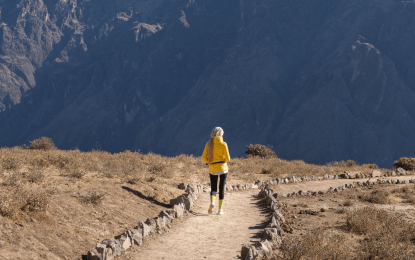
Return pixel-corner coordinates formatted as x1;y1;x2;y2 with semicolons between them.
323;174;329;180
262;228;282;246
101;239;121;258
371;170;382;178
246;183;254;189
185;183;199;194
236;184;243;190
115;233;132;251
169;197;185;206
273;210;285;224
173;203;185;218
144;218;157;234
397;167;407;176
137;220;149;237
87;250;102;260
127;229;143;246
184;197;193;211
340;173;349;179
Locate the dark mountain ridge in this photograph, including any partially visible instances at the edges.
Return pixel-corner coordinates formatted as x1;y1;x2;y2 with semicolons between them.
1;0;415;168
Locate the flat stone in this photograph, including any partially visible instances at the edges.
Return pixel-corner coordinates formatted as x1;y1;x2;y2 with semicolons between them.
115;233;131;251
372;170;382;178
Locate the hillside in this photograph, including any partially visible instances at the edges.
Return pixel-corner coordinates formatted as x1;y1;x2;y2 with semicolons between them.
1;0;415;167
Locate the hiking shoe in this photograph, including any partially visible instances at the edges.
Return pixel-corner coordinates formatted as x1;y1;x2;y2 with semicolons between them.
208;204;214;214
218;209;224;215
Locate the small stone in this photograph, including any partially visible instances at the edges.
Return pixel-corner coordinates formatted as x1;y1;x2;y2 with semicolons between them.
0;240;4;246
178;183;186;190
157;231;162;234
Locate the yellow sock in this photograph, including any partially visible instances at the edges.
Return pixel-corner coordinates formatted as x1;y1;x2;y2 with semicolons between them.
211;195;216;204
219;200;224;209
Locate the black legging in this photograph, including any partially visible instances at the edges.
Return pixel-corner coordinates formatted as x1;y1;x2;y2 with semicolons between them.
210;173;228;200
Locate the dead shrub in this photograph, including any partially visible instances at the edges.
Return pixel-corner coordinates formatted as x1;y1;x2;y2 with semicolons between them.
261;168;271;174
125;176;140;184
0;187;49;220
2;157;20;170
281;229;355;259
362;163;378;169
359;189;390;204
393;157;415;171
149;164;165;173
30;157;50;169
69;169;85;179
343;200;354;207
21;192;49;213
245;144;276;159
24;171;45;184
79;191;105;205
3;173;23;186
29;137;56;151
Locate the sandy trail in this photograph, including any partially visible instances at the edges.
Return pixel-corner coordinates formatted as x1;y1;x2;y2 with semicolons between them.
120;175;414;260
122;189;267;260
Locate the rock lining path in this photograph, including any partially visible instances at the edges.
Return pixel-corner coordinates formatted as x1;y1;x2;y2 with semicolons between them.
120;175;415;260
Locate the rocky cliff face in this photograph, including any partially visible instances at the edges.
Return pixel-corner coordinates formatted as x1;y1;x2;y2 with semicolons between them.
0;0;415;167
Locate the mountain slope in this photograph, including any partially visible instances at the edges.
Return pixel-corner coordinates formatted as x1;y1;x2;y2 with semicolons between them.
1;0;415;167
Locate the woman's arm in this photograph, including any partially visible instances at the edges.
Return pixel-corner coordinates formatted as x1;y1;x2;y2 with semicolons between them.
202;143;209;163
223;143;230;162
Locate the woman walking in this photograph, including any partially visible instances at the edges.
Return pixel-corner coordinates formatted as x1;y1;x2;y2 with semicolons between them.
202;127;230;215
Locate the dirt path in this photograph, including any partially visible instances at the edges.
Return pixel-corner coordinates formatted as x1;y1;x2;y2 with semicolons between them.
120;189;267;260
269;175;415;194
119;175;414;260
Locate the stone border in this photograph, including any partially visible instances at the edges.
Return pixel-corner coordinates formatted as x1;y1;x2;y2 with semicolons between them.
86;183;203;260
249;167;413;188
240;184;285;260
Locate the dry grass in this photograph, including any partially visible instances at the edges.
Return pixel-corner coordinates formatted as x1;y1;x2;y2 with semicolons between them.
281;229;355;260
347;206;415;259
0;185;49;220
78;191;106;205
282;206;415;260
343;200;354;207
359;189;391;204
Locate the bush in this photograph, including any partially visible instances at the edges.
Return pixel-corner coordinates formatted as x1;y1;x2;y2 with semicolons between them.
393;157;415;171
359;190;390;204
79;191;105;205
245;144;276;159
29;137;56;151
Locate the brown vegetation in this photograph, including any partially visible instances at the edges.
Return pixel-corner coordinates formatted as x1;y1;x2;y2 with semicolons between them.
393;157;415;171
279;184;415;260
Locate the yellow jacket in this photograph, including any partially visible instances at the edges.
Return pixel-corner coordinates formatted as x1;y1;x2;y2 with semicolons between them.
202;136;231;173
